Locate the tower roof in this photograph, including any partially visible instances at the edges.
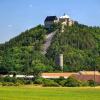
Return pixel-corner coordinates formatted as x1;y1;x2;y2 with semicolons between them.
60;14;70;19
45;16;58;21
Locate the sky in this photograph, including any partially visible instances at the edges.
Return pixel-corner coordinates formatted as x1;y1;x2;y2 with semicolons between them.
0;0;100;43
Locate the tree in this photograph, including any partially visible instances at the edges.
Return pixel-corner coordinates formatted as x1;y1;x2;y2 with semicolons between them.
32;60;46;78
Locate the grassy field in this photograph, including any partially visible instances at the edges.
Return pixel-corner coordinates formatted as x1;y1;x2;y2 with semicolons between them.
0;86;100;100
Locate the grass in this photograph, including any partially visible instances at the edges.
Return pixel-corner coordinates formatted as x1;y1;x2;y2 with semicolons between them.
0;86;100;100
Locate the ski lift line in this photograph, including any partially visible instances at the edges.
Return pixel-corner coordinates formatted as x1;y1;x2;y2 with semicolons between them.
42;31;57;55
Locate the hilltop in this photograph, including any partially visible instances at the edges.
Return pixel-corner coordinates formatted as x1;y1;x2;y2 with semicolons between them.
0;22;100;74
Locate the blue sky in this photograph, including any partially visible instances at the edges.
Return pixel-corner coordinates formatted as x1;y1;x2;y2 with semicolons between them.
0;0;100;43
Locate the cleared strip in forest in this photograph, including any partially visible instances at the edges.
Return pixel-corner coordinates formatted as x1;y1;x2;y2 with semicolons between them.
42;31;57;55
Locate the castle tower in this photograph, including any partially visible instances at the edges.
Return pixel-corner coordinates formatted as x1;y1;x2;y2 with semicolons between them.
59;54;63;71
59;14;70;32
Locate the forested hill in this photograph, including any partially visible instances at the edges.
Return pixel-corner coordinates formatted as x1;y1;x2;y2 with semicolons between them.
0;23;100;74
46;23;100;71
0;25;50;74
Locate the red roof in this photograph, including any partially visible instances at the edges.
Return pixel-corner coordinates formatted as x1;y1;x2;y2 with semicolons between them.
42;73;75;78
72;74;100;83
42;71;100;83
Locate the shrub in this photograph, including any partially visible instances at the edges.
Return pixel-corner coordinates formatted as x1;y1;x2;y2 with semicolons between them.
14;82;21;86
59;80;66;87
0;82;2;86
3;76;17;83
0;77;4;82
43;79;59;87
2;82;14;86
34;77;44;84
16;79;25;85
55;77;65;85
88;80;96;87
25;80;33;85
81;81;89;86
64;77;82;87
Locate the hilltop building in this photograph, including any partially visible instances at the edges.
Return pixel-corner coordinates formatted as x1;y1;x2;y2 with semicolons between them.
44;16;58;29
44;14;74;31
59;14;74;26
59;14;74;32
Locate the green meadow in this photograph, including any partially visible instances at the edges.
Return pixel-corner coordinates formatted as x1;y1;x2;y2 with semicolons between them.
0;86;100;100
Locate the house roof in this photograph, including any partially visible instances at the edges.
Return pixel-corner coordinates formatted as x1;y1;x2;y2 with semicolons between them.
42;73;75;78
72;74;100;83
78;71;100;75
42;71;100;79
45;16;58;21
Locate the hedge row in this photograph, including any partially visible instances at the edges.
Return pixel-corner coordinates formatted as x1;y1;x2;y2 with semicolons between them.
0;76;97;87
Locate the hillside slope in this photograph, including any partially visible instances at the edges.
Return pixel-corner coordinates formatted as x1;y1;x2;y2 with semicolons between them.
46;23;100;71
0;25;50;74
42;31;57;55
0;23;100;74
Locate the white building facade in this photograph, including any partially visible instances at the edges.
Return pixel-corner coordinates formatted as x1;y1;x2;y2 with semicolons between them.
44;14;74;31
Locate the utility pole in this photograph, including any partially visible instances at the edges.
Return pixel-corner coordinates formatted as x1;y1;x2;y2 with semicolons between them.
94;65;96;87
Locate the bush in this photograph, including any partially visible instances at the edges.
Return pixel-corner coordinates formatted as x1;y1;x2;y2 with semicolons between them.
88;80;96;87
63;77;82;87
2;82;14;86
34;77;44;84
3;76;17;83
55;77;65;85
0;76;25;86
25;80;33;85
2;82;21;86
0;77;4;82
66;77;82;87
15;79;25;85
14;82;21;86
81;81;89;86
59;80;66;87
43;79;59;87
0;82;2;86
